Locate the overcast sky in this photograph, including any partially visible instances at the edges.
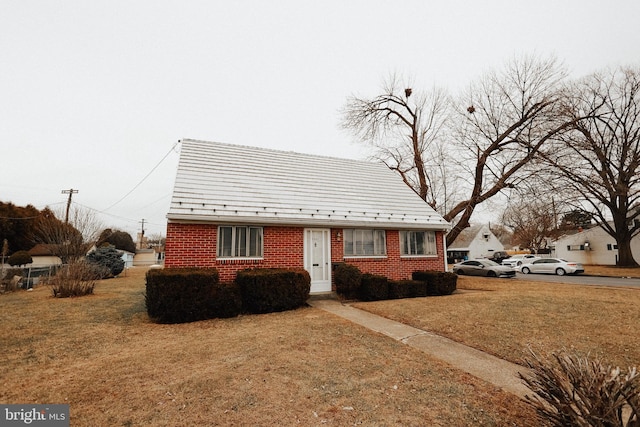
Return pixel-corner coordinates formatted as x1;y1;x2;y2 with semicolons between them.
2;0;639;238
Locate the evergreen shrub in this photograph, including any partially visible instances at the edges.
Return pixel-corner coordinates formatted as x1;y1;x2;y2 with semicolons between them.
145;268;240;323
358;273;388;301
388;279;426;299
334;263;362;299
8;250;32;267
236;268;310;314
86;245;125;278
412;270;458;296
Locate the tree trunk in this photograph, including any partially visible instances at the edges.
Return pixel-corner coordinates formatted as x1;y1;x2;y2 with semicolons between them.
616;238;637;266
445;202;475;246
613;213;639;267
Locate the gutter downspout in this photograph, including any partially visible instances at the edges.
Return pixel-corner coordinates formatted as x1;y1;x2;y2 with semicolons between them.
442;228;449;272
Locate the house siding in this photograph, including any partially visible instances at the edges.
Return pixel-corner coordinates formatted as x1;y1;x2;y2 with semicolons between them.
553;226;640;265
165;223;446;284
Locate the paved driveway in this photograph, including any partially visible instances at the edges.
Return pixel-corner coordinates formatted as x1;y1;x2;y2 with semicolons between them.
514;273;640;289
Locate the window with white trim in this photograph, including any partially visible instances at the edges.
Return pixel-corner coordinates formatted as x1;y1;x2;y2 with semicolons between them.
218;226;263;258
343;229;386;256
400;230;437;256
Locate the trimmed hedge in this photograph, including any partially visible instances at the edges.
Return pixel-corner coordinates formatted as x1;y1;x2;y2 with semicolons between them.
236;268;310;314
358;273;388;301
388;279;428;299
334;263;362;299
412;270;458;296
146;268;242;323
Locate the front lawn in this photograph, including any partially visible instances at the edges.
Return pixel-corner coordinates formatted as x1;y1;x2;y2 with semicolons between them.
0;267;535;426
353;275;640;369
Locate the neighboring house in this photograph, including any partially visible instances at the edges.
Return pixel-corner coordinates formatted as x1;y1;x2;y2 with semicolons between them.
27;244;62;267
120;250;135;268
446;224;505;263
552;224;640;265
133;249;157;266
164;139;450;293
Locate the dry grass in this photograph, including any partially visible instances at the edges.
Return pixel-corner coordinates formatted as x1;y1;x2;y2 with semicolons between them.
354;270;640;371
0;267;536;426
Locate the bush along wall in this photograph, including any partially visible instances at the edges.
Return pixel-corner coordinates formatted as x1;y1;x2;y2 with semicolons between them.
388;279;428;299
334;262;461;302
236;268;311;314
145;268;242;324
358;273;389;301
412;271;458;296
334;263;362;300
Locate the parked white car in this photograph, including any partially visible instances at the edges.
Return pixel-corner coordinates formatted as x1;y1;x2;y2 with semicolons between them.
501;254;539;267
520;258;584;276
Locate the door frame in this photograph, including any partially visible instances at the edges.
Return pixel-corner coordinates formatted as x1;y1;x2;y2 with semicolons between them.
304;228;332;293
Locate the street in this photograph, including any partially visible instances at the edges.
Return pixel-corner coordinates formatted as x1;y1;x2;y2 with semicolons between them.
514;272;640;289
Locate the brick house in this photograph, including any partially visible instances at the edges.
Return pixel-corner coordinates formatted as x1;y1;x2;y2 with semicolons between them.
165;139;450;293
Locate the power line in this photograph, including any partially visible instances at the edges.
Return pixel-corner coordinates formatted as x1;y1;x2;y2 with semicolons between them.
102;141;180;213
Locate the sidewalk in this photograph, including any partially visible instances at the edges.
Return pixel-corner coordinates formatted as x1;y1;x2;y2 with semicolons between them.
307;298;532;399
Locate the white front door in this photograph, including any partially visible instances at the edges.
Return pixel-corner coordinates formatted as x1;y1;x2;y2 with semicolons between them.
304;228;331;293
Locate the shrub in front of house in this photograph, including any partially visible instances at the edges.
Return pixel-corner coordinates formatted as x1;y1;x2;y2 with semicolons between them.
412;270;458;296
358;273;388;301
388;279;427;299
146;268;241;323
236;268;310;314
334;263;362;299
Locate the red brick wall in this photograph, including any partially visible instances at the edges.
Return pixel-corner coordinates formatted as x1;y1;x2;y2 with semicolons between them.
165;223;446;284
165;223;304;282
333;229;445;280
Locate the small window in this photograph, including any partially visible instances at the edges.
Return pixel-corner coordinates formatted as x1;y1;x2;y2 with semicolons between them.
607;244;618;250
567;244;585;251
344;229;386;256
218;226;263;258
400;230;437;256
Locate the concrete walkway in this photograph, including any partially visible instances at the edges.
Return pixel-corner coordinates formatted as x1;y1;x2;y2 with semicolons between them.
308;298;532;399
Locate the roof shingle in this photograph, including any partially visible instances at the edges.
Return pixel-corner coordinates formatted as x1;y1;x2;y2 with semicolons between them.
167;139;449;230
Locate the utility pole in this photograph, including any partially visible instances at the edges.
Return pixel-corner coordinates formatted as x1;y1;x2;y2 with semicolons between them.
138;219;146;249
61;188;78;224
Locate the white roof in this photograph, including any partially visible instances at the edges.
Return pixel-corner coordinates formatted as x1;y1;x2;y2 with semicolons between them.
167;139;450;230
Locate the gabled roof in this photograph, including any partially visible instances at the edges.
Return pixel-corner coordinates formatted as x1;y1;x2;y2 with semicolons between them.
28;244;56;256
447;225;484;250
167;139;449;230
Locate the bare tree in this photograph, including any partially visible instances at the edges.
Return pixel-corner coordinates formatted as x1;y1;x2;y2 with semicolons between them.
502;195;561;253
342;56;575;245
442;55;574;244
36;205;103;264
341;75;451;208
541;66;640;266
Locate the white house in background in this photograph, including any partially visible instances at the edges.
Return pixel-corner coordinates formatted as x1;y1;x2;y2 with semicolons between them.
446;224;505;263
120;250;135;268
27;244;62;267
552;224;640;265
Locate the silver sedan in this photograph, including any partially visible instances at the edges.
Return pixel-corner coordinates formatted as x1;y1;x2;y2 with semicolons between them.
453;259;516;278
520;258;584;276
